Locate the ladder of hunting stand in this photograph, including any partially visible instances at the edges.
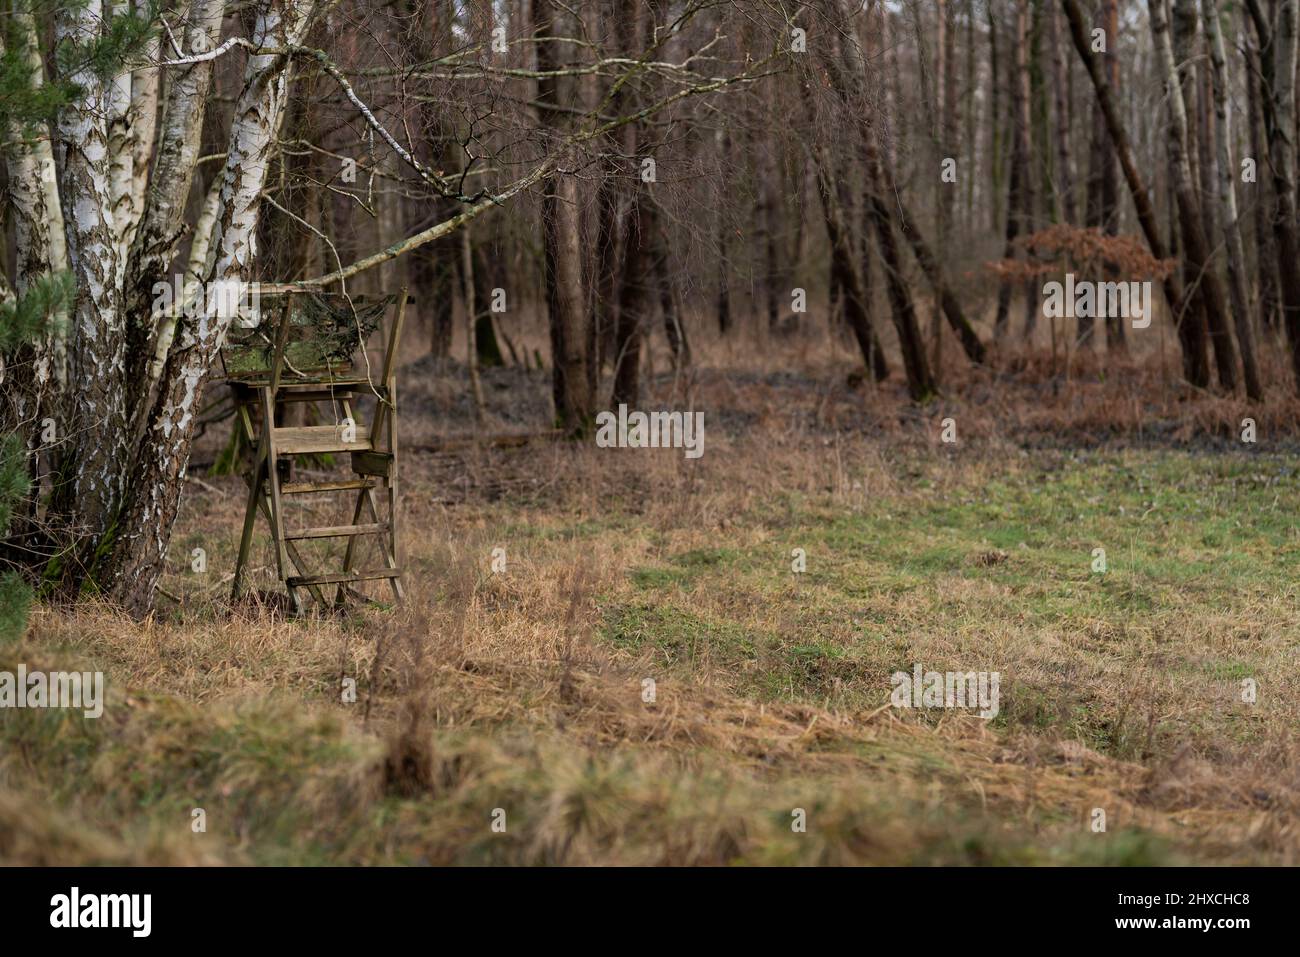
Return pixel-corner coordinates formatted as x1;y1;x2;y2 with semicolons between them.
227;289;408;613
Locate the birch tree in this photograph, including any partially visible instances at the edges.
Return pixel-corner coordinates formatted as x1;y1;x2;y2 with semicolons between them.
105;0;324;604
0;0;782;614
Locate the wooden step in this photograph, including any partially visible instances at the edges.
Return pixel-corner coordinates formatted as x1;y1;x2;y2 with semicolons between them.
285;522;386;540
272;424;371;455
287;568;401;587
281;478;378;494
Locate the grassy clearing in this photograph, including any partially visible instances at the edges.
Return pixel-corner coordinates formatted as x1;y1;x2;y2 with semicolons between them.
3;354;1299;865
600;450;1300;761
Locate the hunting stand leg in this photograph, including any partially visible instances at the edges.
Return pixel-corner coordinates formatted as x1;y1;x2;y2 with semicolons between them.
232;400;270;603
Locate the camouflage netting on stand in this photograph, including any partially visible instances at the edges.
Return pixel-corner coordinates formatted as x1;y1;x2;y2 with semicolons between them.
220;292;393;381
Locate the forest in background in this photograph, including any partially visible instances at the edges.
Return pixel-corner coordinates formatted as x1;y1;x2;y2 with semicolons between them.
7;0;1300;616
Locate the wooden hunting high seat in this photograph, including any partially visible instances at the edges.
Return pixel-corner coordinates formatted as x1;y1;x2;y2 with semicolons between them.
224;287;408;613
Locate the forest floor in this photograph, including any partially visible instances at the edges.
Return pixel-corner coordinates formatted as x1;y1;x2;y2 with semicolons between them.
4;327;1299;865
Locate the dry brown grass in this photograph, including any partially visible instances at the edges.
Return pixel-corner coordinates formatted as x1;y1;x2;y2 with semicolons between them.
4;319;1299;865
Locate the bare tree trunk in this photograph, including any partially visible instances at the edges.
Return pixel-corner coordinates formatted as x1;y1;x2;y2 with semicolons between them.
1244;9;1281;333
414;241;456;358
1196;29;1219;247
1246;0;1300;388
1097;0;1128;351
864;165;935;400
987;2;1005;232
613;179;650;406
1048;2;1076;225
1203;0;1263;398
715;129;732;336
543;175;592;426
1049;0;1091;351
651;214;689;373
1021;0;1045;341
758;82;783;333
589;0;629;376
469;237;505;368
823;2;983;368
834;0;934;398
962;0;977;234
1153;0;1240;391
409;0;458;359
1063;0;1204;385
893;203;987;364
139;175;221;395
931;0;957;380
462;227;485;421
809;143;888;380
994;0;1032;338
592;158;621;366
1178;35;1205;209
1099;0;1121;233
1081;4;1106;348
1172;0;1239;389
537;0;593;429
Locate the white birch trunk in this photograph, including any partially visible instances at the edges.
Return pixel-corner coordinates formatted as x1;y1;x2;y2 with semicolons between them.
54;0;129;537
143;174;223;397
107;0;136;288
125;0;226;357
5;8;70;387
108;0;319;611
128;23;160;244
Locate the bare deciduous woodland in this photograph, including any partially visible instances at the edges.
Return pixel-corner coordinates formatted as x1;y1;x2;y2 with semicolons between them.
1;0;1298;869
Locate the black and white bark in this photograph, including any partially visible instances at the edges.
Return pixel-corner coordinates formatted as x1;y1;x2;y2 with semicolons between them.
125;0;227;402
52;0;130;566
107;0;320;609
